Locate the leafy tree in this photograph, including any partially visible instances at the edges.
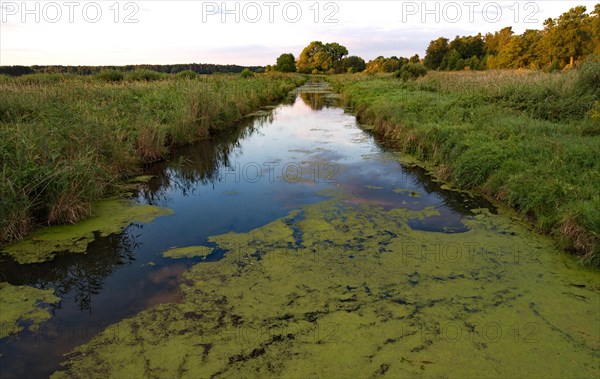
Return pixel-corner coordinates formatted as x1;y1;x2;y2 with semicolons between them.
326;42;349;71
440;49;461;70
365;56;409;73
542;6;591;67
449;34;484;60
424;37;449;69
274;53;296;72
484;27;514;56
296;41;349;73
409;54;420;63
495;30;542;68
341;56;367;73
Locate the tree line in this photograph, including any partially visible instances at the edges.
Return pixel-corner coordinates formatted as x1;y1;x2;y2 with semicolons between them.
424;5;599;71
0;63;264;77
269;5;599;75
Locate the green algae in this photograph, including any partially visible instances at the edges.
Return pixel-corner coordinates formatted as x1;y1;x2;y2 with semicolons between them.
1;199;173;264
393;188;420;197
0;282;60;338
163;246;214;259
53;192;600;378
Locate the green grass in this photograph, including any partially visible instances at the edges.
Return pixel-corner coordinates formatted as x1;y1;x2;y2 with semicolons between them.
0;72;306;244
329;64;600;266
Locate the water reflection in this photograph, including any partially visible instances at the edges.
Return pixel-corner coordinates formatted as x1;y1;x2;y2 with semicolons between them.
299;91;338;110
140;112;274;205
0;230;139;312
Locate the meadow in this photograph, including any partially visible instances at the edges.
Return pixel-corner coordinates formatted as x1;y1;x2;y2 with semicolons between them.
329;63;600;265
0;71;306;245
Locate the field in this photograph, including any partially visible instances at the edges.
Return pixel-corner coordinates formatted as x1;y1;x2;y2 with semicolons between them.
328;64;600;265
0;72;306;245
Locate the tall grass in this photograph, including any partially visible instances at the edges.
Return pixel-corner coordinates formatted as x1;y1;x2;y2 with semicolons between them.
329;63;600;265
0;73;306;244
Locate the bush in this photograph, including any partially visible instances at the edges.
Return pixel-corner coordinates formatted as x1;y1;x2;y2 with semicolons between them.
240;68;254;78
125;69;163;81
96;69;124;82
575;60;600;97
395;63;428;81
177;70;197;79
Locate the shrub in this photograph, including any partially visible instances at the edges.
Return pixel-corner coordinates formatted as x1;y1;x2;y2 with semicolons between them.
176;70;198;79
125;69;163;81
96;69;124;82
240;68;254;78
395;63;428;81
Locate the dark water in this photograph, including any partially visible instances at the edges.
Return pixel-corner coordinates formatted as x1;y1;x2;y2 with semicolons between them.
0;82;495;378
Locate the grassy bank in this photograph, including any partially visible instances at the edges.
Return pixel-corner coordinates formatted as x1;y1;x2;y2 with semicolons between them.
329;65;599;265
0;72;306;245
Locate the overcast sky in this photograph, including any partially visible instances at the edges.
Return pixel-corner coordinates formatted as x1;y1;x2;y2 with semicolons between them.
0;1;595;66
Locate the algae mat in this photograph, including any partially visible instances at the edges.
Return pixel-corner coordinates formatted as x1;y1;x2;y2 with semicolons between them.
0;282;60;339
53;197;599;378
1;199;173;264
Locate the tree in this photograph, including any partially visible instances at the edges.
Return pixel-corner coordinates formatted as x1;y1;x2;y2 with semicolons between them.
494;30;542;69
274;53;296;72
484;27;514;56
440;49;461;70
296;41;325;73
424;37;449;69
409;54;420;63
543;6;591;67
326;42;349;72
341;56;366;73
296;41;349;73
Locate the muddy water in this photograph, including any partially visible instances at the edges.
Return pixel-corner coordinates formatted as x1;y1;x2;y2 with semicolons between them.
1;82;598;378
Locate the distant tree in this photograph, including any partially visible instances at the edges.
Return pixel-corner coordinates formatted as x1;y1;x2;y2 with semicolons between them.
591;4;600;55
297;41;326;73
296;41;349;73
326;42;349;72
409;54;420;63
494;31;540;69
274;53;296;72
365;56;409;73
484;27;514;56
341;56;367;73
542;6;591;67
440;49;461;70
424;37;449;69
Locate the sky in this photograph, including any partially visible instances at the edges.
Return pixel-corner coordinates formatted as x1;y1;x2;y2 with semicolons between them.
0;0;596;66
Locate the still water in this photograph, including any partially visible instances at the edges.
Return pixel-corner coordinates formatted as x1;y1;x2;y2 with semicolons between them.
1;82;598;378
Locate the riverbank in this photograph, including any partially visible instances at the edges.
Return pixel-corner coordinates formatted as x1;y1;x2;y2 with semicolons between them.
328;65;599;266
0;73;306;246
